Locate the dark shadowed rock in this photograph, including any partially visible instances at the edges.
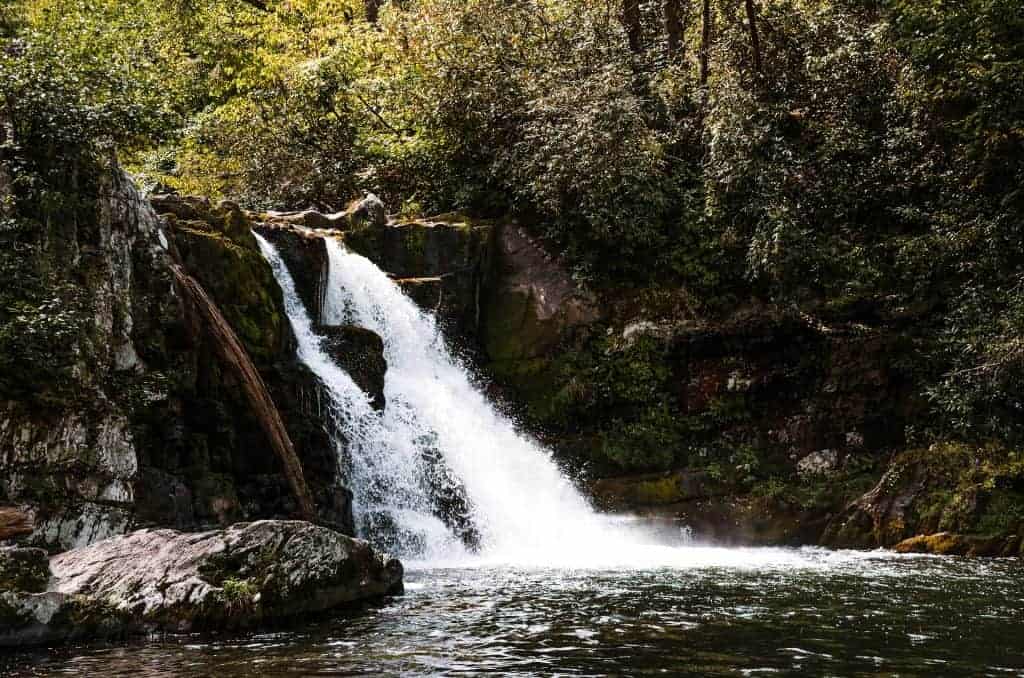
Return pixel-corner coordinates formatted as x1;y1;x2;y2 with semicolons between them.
320;326;387;411
255;225;329;324
344;216;492;280
0;521;402;647
591;470;730;510
0;547;49;593
343;215;495;343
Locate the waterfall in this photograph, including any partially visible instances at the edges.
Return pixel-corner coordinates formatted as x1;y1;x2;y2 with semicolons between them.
256;233;467;560
257;232;655;564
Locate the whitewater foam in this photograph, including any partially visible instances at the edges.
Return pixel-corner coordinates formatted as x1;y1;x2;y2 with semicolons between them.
258;232;917;572
320;238;640;557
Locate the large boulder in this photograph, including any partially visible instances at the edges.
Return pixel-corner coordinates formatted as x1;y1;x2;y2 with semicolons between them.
0;521;402;647
481;225;599;365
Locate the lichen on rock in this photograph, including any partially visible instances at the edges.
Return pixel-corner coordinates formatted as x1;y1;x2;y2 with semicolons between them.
0;520;403;648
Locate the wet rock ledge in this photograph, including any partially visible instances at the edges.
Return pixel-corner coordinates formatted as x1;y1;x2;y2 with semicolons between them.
0;520;402;647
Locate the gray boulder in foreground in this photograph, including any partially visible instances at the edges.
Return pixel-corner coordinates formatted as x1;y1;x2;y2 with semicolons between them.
0;520;402;647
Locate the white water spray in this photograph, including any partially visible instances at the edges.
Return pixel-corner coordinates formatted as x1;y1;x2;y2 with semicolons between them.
256;233;468;560
257;231;638;561
321;237;633;561
258;232;885;570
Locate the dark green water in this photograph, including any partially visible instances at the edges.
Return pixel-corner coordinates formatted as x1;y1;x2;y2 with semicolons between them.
4;548;1023;677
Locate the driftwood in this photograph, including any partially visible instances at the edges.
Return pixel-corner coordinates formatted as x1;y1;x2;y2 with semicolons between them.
0;507;34;541
171;264;317;521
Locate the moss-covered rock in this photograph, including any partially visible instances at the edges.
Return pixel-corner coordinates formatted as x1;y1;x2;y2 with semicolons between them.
0;591;129;647
0;138;360;551
344;217;492;279
822;442;1024;549
143;194;359;536
591;470;731;509
343;215;495;342
170;211;288;366
0;152;173;549
894;532;1022;557
0;521;403;648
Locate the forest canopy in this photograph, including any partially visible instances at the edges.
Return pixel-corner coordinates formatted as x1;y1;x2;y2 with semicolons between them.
2;0;1023;445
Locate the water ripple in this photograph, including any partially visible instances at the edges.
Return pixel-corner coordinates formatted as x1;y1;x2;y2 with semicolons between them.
4;553;1024;677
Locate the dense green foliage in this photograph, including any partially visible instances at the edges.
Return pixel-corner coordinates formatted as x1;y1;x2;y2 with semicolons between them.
2;0;1023;455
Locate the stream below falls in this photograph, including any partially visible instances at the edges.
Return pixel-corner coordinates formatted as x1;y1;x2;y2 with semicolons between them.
4;546;1023;676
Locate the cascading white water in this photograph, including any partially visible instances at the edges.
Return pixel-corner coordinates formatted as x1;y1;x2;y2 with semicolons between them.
259;232;841;569
257;230;635;560
320;237;634;561
256;233;469;560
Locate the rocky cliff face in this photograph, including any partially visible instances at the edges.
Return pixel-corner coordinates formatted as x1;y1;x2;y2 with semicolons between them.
0;163;178;550
331;211;1022;553
3;137;1016;557
0;153;378;550
343;213;496;346
464;231;1021;551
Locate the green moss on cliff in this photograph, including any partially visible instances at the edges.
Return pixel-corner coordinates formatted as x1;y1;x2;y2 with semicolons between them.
0;155;107;407
823;441;1024;548
343;218;493;280
172;215;287;365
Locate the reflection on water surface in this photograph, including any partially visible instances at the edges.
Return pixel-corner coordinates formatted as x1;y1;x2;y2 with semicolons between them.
4;548;1023;677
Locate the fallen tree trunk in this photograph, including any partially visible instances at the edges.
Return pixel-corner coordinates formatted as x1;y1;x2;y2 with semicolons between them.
170;264;316;522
